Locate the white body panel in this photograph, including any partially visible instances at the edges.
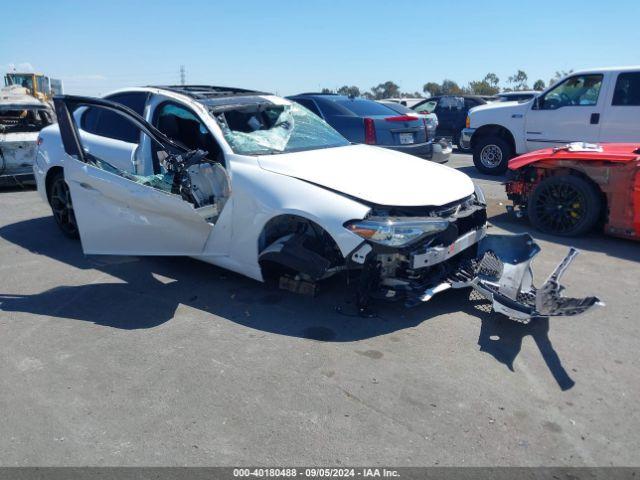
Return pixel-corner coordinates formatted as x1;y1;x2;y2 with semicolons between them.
35;88;476;283
258;144;474;206
599;70;640;142
468;66;640;154
600;104;640;141
468;101;528;153
63;159;215;255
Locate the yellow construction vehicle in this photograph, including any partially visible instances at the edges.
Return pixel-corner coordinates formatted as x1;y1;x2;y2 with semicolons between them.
3;72;63;102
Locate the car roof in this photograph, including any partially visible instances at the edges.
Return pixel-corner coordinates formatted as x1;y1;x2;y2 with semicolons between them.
290;93;346;99
102;85;290;109
499;91;537;95
421;95;486;100
571;65;640;75
148;85;270;99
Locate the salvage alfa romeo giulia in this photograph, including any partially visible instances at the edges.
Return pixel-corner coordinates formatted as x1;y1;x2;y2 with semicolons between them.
33;86;599;321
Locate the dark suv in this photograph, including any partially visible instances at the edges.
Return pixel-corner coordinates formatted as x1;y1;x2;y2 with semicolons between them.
412;95;488;152
288;93;451;162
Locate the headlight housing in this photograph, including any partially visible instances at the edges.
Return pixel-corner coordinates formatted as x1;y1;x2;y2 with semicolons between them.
345;217;450;247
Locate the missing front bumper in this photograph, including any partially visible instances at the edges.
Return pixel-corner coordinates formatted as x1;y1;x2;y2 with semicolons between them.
420;233;602;322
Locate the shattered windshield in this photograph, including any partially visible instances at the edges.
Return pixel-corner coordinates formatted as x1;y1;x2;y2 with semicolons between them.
213;102;349;155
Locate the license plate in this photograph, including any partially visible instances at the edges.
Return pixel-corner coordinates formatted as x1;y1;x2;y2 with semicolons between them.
399;133;414;144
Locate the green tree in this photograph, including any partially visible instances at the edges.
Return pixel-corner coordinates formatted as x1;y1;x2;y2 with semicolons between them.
370;81;400;100
337;85;361;97
320;87;333;94
533;79;546;91
440;79;463;95
549;70;573;87
422;82;442;97
507;70;529;91
467;73;501;95
484;73;500;89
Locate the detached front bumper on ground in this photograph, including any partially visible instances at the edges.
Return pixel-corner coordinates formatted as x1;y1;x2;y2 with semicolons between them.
356;227;601;322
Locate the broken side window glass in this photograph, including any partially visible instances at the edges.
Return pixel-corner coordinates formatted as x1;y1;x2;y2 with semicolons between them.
70;103;229;216
213;102;349;155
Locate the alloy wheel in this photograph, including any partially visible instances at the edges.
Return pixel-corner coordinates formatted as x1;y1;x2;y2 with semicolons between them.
50;178;78;237
532;182;586;234
479;144;503;168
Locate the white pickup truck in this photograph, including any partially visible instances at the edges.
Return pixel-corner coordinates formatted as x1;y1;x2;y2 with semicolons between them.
461;66;640;174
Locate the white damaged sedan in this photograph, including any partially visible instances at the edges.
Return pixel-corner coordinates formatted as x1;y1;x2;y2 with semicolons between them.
34;86;599;321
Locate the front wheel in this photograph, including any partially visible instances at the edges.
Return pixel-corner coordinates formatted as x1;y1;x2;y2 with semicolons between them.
48;172;79;239
527;175;602;237
473;135;513;174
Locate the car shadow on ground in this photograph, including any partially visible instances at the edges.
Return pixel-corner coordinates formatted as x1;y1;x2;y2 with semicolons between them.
0;216;577;389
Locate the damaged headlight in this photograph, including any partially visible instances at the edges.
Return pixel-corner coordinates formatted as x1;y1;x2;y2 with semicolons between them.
345;217;449;247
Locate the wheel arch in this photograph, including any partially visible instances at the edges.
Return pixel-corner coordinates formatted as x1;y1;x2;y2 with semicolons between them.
257;213;347;280
471;124;517;153
258;213;345;256
536;165;608;223
45;166;64;204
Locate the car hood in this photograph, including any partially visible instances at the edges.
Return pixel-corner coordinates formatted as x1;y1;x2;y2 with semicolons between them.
469;100;530;127
257;144;474;206
470;100;530;115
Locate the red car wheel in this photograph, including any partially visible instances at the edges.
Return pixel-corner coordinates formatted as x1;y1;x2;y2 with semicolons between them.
527;175;602;236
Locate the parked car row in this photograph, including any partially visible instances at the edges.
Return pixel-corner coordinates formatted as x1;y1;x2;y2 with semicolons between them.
287;93;452;163
411;95;489;152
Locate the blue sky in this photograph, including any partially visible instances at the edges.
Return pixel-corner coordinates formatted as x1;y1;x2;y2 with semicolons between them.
2;0;639;96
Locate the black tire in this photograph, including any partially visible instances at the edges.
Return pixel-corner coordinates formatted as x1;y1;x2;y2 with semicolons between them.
455;132;472;153
473;135;513;174
48;171;79;239
527;175;601;237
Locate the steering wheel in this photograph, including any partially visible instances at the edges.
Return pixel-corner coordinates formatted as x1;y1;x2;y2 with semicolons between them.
559;93;572;106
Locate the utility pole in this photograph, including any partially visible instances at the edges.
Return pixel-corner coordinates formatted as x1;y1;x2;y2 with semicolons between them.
180;65;186;86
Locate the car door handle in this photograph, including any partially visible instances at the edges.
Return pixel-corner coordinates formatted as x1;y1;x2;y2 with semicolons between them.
590;113;600;125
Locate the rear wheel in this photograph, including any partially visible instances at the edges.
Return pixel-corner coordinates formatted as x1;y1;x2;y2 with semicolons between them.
473;135;512;174
48;172;79;239
527;175;601;236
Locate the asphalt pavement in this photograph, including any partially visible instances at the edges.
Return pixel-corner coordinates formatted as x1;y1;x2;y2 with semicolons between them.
0;152;638;466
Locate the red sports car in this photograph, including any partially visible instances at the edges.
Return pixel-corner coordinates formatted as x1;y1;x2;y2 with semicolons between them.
505;142;640;239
